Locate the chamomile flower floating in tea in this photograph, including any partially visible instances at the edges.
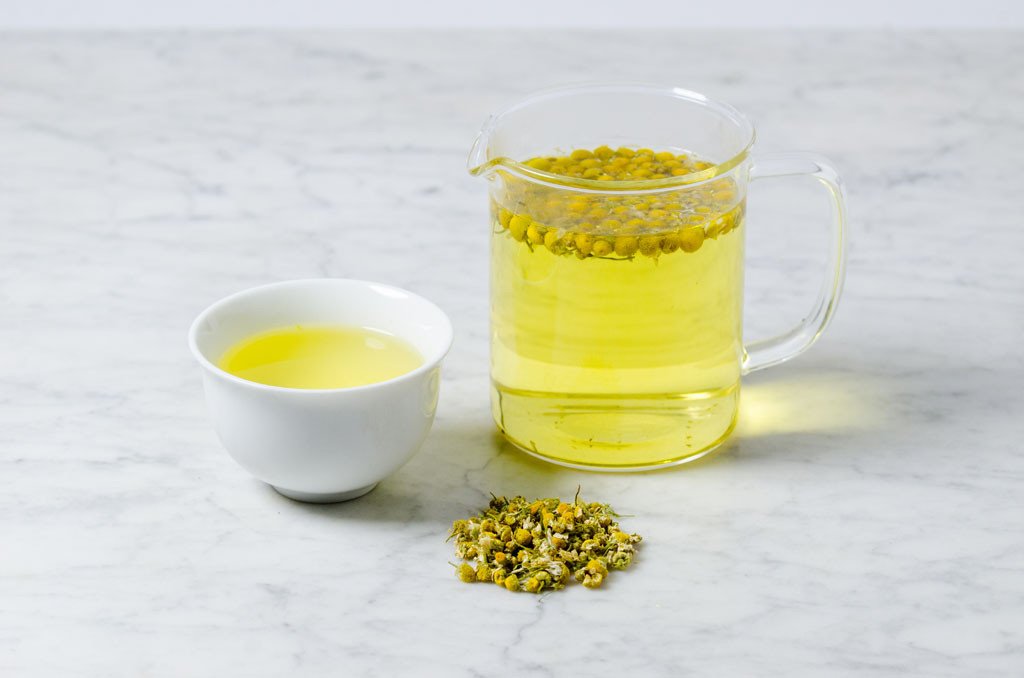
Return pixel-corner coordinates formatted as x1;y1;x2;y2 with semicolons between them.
449;492;642;593
494;145;742;259
218;325;422;390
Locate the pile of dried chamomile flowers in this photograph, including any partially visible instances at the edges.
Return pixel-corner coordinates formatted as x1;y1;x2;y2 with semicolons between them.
449;492;642;593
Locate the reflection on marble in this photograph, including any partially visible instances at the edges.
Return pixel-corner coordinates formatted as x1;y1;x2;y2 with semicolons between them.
1;30;1022;676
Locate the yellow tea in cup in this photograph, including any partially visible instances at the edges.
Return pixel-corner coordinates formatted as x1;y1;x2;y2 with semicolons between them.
489;146;744;468
218;325;422;389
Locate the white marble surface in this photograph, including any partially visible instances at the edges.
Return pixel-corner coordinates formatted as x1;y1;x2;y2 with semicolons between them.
2;30;1023;677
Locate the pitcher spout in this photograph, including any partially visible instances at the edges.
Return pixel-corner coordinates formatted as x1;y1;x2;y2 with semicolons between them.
467;115;499;177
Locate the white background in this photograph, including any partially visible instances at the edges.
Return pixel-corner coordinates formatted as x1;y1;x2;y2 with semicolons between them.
1;0;1023;29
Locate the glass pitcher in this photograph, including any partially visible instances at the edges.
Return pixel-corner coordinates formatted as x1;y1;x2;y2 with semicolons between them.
468;83;846;471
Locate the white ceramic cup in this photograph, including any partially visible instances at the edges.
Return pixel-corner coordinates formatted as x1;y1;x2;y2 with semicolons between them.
188;279;453;503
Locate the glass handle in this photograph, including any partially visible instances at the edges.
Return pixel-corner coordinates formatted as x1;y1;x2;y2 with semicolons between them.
742;152;848;374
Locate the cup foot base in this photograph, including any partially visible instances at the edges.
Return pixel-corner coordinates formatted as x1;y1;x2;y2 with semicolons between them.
491;381;740;470
270;483;378;503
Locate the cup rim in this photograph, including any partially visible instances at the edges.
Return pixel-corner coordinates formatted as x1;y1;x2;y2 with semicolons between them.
467;81;757;193
187;278;454;395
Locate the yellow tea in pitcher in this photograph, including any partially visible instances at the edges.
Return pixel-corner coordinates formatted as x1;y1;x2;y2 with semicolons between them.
490;146;745;468
219;325;422;389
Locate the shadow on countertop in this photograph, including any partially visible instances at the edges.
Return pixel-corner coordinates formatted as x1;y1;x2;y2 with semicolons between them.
269;347;1021;522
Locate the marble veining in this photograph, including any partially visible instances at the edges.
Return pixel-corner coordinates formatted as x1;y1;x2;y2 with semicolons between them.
1;30;1022;676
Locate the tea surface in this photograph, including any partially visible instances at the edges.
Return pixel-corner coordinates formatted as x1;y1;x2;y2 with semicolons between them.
219;325;422;389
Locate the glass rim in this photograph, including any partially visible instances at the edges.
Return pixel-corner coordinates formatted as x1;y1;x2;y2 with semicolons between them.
467;82;757;193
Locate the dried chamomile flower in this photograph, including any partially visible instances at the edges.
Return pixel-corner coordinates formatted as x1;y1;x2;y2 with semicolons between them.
457;563;476;583
449;489;642;594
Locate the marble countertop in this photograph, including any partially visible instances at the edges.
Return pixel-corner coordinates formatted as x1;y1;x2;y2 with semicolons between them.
2;30;1022;676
